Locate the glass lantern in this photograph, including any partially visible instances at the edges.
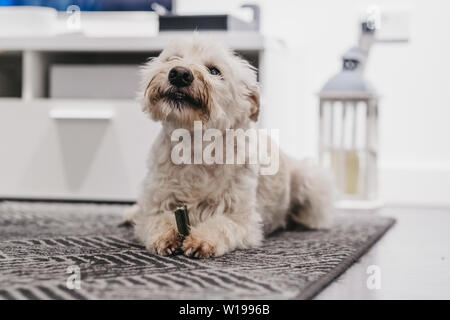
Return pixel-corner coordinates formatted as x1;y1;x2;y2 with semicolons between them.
318;48;379;206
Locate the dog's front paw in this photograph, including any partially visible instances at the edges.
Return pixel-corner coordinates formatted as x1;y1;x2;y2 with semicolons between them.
152;229;183;256
182;234;216;259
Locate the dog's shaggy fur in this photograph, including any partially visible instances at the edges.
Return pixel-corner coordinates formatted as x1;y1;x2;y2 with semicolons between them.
124;38;334;258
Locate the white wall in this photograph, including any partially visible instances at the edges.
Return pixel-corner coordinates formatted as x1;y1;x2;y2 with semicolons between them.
177;0;450;206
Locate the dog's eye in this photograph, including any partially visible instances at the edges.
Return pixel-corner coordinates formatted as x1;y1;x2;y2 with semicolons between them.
208;66;221;76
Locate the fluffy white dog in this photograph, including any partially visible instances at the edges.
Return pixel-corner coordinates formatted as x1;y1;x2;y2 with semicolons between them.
124;38;334;258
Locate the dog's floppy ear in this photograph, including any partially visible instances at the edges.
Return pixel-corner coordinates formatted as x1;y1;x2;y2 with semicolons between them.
139;57;159;114
234;54;260;122
246;84;260;122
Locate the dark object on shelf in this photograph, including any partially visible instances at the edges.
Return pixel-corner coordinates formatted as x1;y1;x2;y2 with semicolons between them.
174;205;190;237
159;4;260;32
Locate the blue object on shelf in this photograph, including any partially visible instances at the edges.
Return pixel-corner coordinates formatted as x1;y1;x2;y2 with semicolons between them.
0;0;172;11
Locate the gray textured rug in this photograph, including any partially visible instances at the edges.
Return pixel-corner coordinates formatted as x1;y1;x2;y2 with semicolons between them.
0;201;394;300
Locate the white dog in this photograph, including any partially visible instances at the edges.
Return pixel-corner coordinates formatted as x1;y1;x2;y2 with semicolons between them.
124;38;334;258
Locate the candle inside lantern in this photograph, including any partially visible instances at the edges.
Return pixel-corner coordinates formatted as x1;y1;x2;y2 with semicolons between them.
331;150;360;195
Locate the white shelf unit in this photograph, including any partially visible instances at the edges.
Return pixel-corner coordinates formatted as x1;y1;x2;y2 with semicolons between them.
0;32;276;202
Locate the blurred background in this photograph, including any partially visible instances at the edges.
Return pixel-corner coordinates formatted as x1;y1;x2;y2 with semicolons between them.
0;0;449;209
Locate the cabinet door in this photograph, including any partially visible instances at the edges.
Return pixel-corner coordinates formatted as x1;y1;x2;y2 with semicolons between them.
0;100;160;201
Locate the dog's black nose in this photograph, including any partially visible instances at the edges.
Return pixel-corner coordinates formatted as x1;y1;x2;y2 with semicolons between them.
168;66;194;87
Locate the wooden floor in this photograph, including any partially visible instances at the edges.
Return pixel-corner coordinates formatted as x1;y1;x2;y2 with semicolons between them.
316;206;450;299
